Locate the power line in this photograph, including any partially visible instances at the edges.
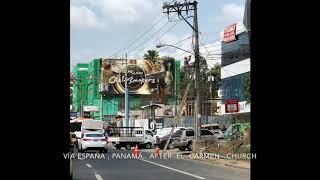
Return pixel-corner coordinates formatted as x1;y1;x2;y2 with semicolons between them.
131;20;180;58
126;19;172;56
107;0;178;59
157;35;194;52
109;15;167;58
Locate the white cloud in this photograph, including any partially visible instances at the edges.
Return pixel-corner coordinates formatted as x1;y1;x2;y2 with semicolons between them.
84;0;159;24
211;3;244;24
71;5;106;29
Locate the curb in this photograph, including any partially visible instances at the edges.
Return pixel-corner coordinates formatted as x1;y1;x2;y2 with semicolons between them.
180;153;250;170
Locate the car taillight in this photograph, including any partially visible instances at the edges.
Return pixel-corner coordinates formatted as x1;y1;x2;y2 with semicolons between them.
101;138;106;141
82;138;90;141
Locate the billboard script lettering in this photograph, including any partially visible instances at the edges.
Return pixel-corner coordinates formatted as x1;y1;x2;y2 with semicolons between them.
101;59;175;95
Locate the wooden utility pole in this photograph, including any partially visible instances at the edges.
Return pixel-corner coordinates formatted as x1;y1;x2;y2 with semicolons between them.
162;1;204;153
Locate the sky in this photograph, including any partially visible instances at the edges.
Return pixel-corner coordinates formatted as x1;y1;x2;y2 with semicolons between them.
71;0;245;69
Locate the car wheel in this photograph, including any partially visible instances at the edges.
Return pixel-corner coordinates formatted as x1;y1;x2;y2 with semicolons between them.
145;143;152;149
187;143;192;151
125;144;131;150
179;147;186;151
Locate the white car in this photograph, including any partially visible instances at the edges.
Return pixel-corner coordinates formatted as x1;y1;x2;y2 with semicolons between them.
210;129;223;136
78;132;108;153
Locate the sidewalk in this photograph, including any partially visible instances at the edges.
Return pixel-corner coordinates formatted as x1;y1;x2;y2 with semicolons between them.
140;148;250;170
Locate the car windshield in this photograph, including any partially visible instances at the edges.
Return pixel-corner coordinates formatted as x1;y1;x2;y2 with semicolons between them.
159;129;171;135
172;130;182;137
86;134;103;137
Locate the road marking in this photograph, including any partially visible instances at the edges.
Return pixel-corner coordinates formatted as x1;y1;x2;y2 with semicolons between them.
139;159;206;180
86;163;92;168
94;173;103;180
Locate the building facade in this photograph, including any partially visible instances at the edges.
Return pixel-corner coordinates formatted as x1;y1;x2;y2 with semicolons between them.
219;22;250;121
71;63;89;114
72;58;181;123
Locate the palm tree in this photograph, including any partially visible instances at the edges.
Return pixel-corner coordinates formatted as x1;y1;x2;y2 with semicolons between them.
144;50;159;63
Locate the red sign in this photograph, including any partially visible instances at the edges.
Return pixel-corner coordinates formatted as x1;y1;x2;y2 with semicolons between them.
225;99;239;113
223;24;237;43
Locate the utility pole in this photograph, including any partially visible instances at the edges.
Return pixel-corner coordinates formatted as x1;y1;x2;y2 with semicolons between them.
125;53;129;127
193;1;201;141
162;0;204;153
100;65;104;121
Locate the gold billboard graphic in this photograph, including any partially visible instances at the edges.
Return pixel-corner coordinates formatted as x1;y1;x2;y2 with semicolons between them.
101;59;175;95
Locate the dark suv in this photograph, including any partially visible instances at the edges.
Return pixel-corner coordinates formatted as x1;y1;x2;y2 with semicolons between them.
174;129;215;151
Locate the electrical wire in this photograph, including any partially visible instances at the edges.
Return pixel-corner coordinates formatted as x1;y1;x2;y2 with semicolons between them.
130;20;180;58
109;14;167;58
107;0;178;59
126;19;172;56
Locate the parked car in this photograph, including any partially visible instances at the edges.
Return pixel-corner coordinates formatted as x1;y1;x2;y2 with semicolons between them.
201;123;220;131
211;129;223;137
174;129;215;151
155;130;183;149
78;132;108;153
154;127;190;149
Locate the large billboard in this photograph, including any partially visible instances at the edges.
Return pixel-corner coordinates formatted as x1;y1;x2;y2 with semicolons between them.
100;59;175;95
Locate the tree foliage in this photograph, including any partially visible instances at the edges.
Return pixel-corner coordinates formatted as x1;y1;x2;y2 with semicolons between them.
243;72;250;103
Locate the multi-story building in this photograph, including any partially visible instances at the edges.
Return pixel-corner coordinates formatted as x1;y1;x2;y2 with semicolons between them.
72;58;181;125
220;22;250;121
71;63;89;114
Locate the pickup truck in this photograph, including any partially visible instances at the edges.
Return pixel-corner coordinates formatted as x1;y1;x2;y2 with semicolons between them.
108;127;154;150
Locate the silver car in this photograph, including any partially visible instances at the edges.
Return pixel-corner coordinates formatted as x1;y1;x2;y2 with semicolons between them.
174;129;215;151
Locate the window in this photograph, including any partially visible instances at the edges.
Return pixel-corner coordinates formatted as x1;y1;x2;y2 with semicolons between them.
174;130;182;137
222;32;250;67
187;102;194;116
145;130;153;136
186;130;194;136
201;130;213;135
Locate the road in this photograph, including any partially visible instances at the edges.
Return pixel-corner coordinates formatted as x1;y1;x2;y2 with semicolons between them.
72;147;250;180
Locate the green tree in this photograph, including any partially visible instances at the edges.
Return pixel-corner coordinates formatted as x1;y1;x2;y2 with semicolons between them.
179;57;222;100
243;72;250;103
179;65;193;98
208;64;221;98
144;50;159;63
161;56;175;61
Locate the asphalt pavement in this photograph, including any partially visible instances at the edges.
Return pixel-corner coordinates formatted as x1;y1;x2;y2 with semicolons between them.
72;147;250;180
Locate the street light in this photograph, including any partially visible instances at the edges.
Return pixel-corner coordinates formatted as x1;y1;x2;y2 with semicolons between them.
156;43;195;55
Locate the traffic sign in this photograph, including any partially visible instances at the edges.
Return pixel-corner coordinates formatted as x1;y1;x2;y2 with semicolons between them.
225;99;239;113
